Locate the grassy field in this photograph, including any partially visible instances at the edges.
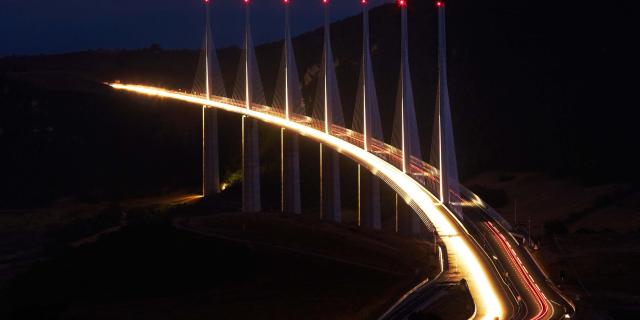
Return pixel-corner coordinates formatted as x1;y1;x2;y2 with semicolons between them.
179;212;438;276
3;201;438;319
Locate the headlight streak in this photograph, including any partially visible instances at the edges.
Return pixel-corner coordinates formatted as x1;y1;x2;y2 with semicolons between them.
109;83;504;320
485;221;552;320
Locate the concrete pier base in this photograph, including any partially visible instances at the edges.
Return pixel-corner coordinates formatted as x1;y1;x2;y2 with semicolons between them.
202;107;220;197
281;129;301;214
242;116;261;213
358;165;381;229
396;194;423;236
320;144;341;222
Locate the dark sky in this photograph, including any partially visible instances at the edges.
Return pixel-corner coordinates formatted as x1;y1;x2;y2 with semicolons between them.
1;0;391;56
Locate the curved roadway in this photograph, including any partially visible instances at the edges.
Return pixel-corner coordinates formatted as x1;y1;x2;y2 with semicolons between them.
109;83;573;320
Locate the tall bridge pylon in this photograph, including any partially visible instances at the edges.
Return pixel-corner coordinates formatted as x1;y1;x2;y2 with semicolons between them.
111;2;573;317
233;0;265;213
392;0;423;235
313;0;344;223
352;0;383;230
431;1;462;219
194;0;453;231
198;0;226;197
273;0;303;214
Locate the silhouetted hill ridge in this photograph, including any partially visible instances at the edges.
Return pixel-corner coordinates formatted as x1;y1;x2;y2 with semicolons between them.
1;1;637;205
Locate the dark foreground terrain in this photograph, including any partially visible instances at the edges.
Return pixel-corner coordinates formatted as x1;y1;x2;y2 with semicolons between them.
1;197;439;320
1;1;637;319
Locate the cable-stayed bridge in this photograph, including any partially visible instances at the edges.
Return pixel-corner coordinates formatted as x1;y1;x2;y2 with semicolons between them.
109;0;574;319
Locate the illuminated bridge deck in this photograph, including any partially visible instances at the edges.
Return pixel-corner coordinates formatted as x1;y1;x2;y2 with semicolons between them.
110;83;507;320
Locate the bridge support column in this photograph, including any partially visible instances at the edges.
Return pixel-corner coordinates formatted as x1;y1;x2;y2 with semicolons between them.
396;194;422;236
202;107;220;196
358;165;381;229
320;144;341;222
281;129;301;214
242;116;261;213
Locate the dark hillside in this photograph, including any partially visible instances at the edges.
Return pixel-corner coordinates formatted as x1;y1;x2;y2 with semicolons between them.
1;0;636;206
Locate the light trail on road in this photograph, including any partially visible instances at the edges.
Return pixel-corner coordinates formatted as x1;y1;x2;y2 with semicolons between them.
484;221;552;320
110;83;507;319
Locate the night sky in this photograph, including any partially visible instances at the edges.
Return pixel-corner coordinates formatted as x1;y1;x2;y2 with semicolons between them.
1;0;391;56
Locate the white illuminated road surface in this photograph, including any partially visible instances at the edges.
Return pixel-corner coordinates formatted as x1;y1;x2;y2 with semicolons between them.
110;83;504;320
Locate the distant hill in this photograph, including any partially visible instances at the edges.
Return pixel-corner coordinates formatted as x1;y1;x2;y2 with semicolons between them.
0;0;636;205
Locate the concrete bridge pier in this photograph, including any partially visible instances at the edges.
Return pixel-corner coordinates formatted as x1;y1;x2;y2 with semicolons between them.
396;194;423;236
320;144;341;222
281;129;301;214
202;107;220;196
242;116;261;212
358;165;381;229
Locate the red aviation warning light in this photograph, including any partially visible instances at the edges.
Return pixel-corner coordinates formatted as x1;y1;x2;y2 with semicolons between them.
204;0;209;3
361;0;367;5
436;1;444;8
243;0;249;4
283;0;289;4
322;0;328;5
397;0;406;7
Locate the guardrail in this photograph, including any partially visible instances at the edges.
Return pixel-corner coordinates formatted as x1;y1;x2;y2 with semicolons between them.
378;243;447;320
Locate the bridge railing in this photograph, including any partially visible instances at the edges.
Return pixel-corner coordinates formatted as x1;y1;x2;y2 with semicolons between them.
200;92;512;231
